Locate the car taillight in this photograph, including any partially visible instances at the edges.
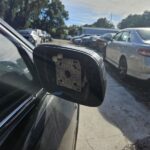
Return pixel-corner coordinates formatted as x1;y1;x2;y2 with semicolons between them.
138;49;150;57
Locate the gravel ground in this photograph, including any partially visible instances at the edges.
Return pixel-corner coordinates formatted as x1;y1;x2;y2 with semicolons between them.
51;40;150;150
76;73;150;150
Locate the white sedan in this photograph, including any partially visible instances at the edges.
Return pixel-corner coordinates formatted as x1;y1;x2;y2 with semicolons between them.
106;28;150;80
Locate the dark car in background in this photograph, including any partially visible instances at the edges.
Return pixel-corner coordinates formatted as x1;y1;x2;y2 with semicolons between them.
96;33;118;58
72;34;91;44
0;19;106;150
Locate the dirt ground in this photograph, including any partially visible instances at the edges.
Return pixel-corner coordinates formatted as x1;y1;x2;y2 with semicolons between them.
51;39;150;150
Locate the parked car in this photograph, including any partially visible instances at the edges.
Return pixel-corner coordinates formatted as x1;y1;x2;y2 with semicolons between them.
82;35;95;46
36;29;45;43
89;35;102;48
74;38;82;45
66;35;73;40
72;34;91;44
101;33;117;41
46;32;52;42
42;31;52;42
18;29;42;46
0;18;106;150
106;28;150;80
96;33;117;58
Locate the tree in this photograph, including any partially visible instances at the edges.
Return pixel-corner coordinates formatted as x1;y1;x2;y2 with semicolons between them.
68;25;82;36
1;0;47;28
0;1;6;18
84;18;114;28
118;11;150;29
0;0;69;37
31;0;69;37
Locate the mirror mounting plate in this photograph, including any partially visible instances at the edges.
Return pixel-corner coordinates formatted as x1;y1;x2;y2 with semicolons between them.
33;44;106;107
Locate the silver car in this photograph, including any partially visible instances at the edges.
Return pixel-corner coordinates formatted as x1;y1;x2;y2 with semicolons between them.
106;28;150;80
19;29;42;46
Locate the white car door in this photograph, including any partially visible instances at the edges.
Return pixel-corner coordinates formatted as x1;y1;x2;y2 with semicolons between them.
113;31;131;64
106;32;123;65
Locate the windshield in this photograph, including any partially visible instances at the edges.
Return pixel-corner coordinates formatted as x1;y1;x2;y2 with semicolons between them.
0;0;150;150
137;29;150;41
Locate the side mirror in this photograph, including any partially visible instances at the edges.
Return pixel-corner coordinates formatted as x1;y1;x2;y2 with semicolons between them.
39;34;43;37
33;44;106;107
105;36;113;42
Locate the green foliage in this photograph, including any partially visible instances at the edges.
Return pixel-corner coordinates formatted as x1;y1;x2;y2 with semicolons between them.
1;0;47;28
118;11;150;29
0;0;68;38
84;18;114;29
68;25;82;36
31;0;69;37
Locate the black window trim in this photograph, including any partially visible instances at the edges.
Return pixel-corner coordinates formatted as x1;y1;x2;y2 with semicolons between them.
0;88;44;146
0;22;43;145
0;18;35;51
113;31;123;41
0;24;39;83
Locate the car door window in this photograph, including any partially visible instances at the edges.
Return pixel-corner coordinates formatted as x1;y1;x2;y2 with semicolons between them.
0;31;36;119
120;32;130;42
113;32;123;41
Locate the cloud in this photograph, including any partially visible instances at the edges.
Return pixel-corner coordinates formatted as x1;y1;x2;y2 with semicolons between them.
61;0;150;25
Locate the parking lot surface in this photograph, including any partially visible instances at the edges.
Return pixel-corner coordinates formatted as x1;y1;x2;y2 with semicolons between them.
52;40;150;150
76;73;150;150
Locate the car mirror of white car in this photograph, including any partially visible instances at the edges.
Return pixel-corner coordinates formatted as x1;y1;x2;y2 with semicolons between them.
33;44;106;107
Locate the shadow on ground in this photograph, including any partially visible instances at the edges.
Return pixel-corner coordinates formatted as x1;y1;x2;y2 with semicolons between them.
105;61;150;107
98;61;150;150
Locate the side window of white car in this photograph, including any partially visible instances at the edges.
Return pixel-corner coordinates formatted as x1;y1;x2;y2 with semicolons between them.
120;32;130;42
113;32;122;41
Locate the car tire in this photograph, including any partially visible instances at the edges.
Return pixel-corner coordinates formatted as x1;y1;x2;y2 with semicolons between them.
119;57;127;79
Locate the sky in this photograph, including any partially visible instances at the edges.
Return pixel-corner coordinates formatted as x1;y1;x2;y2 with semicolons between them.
61;0;150;27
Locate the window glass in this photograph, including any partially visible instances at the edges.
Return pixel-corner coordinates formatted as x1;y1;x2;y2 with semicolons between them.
113;32;122;41
120;32;130;42
137;29;150;41
0;32;35;118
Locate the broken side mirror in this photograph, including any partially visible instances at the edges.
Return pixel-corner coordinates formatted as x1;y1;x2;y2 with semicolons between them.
33;44;106;107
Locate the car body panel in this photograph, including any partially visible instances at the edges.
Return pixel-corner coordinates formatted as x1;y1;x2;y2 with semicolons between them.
18;29;42;46
0;19;79;150
22;94;78;150
106;28;150;80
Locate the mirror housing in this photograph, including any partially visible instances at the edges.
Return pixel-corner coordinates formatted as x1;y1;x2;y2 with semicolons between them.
33;44;106;107
104;35;113;42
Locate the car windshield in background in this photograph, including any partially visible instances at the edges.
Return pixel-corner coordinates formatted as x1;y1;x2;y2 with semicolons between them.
137;29;150;41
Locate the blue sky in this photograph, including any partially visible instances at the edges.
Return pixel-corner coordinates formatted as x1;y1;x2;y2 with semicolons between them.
61;0;150;27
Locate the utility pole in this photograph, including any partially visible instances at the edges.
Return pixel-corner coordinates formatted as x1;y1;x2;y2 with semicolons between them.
110;13;112;22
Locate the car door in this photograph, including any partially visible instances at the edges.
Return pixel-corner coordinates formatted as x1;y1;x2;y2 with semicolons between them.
106;32;123;65
113;31;131;64
120;31;141;75
0;22;78;150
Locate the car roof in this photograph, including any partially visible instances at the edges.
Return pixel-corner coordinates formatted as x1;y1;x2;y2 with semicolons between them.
122;28;150;32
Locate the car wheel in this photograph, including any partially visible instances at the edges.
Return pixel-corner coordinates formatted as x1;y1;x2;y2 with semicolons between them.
119;57;127;79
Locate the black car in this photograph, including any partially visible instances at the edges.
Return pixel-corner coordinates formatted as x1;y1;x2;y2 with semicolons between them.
0;19;106;150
